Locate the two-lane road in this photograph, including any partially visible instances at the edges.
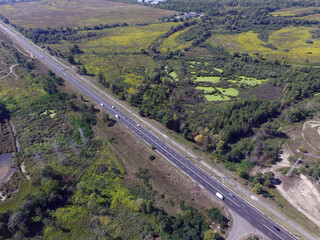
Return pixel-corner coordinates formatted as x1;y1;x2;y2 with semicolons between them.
0;22;302;240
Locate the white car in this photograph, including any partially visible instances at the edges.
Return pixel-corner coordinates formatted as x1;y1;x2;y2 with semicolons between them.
115;114;119;118
100;103;104;107
112;106;115;109
137;124;140;127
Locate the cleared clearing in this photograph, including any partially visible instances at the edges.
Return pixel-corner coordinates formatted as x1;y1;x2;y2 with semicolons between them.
0;0;177;28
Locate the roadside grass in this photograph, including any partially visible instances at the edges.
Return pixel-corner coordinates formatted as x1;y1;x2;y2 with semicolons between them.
0;0;177;28
77;54;155;81
208;27;320;64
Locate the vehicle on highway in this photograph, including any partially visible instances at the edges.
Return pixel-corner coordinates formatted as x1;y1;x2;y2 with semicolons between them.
228;192;234;197
112;106;115;109
273;225;280;231
137;124;140;127
115;114;119;118
100;103;104;107
216;192;224;200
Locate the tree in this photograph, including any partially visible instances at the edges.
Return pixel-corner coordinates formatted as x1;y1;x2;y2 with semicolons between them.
194;134;204;144
67;55;75;64
0;103;9;122
81;66;87;75
70;44;83;54
97;72;106;84
253;183;263;194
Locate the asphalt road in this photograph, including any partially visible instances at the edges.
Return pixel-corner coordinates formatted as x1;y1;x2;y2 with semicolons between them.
0;22;300;240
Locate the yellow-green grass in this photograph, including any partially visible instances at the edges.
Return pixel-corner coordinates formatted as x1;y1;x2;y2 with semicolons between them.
169;71;178;80
299;13;320;21
216;87;239;97
196;86;237;101
228;76;267;86
271;7;319;17
204;95;230;101
196;86;216;94
0;181;36;213
208;27;320;64
0;0;177;28
160;28;190;53
214;67;223;73
194;76;220;84
83;23;180;53
77;54;155;81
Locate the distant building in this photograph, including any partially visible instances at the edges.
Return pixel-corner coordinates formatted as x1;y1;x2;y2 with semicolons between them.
175;12;205;20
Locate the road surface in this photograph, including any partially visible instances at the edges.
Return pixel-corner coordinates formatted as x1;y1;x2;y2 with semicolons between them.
0;22;305;240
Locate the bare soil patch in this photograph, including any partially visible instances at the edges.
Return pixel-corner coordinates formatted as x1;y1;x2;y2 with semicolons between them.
277;174;320;227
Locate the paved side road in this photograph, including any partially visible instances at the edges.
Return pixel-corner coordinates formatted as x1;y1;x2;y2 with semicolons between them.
0;22;315;240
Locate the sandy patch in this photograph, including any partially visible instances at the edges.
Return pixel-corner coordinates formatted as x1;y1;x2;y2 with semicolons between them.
0;153;15;185
276;174;320;227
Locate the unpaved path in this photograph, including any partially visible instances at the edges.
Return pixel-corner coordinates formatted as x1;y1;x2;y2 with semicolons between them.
0;63;19;80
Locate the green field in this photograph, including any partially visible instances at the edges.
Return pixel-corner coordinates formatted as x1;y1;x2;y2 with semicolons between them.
271;7;320;17
0;0;177;28
208;26;320;64
196;86;238;101
160;28;190;53
194;76;221;84
228;76;267;86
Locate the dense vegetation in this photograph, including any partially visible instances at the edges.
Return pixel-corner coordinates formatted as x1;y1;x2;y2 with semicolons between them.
4;0;320;184
0;33;228;239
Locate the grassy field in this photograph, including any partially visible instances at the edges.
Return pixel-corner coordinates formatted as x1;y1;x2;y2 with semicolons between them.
208;27;320;64
83;23;180;53
196;86;238;101
194;76;220;84
271;7;320;17
229;76;267;86
0;0;177;28
160;28;190;53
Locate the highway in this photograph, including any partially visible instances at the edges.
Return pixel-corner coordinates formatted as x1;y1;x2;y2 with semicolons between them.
0;22;301;240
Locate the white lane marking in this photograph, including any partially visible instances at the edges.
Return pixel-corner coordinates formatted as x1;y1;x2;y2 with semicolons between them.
263;224;285;240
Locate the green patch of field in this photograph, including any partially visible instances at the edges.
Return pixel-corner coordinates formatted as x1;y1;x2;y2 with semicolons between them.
0;0;177;28
214;67;223;73
194;76;220;84
83;23;180;53
169;71;178;80
216;87;239;97
204;95;230;101
196;86;216;94
208;27;320;64
196;86;238;101
229;76;267;86
271;7;320;17
160;28;190;53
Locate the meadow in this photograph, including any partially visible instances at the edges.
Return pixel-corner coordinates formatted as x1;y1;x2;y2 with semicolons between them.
0;0;177;28
208;26;320;64
196;86;238;101
271;7;320;17
160;28;190;53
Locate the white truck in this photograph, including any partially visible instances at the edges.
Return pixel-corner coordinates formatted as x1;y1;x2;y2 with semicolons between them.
216;192;224;200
